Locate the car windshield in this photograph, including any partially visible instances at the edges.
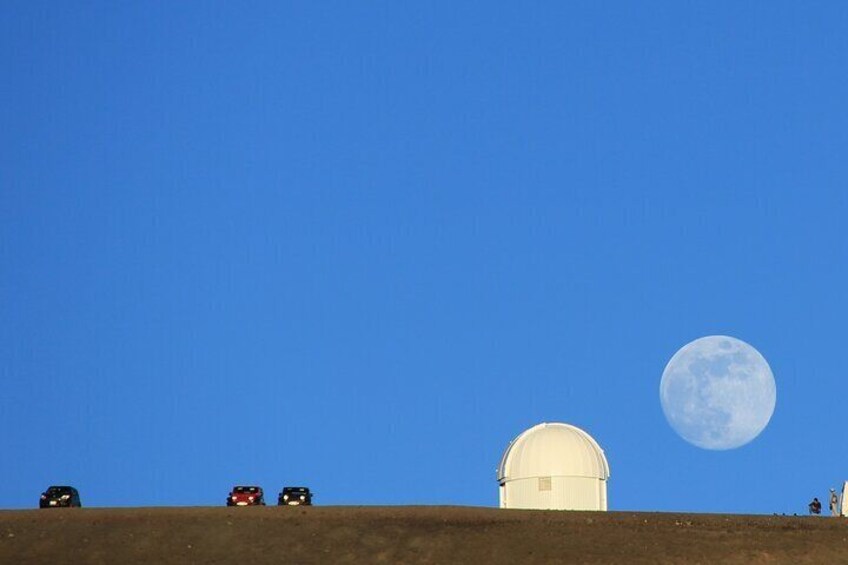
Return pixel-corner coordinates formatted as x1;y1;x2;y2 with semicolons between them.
234;487;258;494
47;487;72;494
283;488;309;494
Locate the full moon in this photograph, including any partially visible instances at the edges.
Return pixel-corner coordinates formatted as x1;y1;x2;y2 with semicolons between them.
660;335;776;450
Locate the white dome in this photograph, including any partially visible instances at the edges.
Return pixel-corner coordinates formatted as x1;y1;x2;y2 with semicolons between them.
497;422;610;511
498;422;610;483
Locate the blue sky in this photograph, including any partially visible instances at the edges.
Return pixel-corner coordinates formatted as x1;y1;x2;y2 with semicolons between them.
2;2;847;513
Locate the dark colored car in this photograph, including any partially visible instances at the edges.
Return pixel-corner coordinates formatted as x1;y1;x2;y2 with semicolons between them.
227;485;265;506
39;486;81;508
278;486;313;506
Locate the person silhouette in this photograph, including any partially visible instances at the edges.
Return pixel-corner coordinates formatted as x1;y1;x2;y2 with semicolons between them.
809;497;822;515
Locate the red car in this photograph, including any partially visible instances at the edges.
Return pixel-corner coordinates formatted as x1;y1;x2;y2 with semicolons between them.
227;485;265;506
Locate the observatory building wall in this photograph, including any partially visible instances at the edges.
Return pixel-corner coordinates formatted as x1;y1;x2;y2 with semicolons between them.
499;476;607;510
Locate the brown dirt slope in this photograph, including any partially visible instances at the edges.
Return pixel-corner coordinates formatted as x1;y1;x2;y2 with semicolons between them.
1;506;847;564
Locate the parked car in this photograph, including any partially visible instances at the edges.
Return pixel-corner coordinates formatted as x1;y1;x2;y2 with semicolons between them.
278;486;313;506
39;486;81;508
227;485;265;506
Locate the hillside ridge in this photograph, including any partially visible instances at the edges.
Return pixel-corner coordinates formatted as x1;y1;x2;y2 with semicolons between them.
1;505;844;564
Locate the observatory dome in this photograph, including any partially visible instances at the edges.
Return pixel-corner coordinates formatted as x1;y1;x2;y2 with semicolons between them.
497;422;610;511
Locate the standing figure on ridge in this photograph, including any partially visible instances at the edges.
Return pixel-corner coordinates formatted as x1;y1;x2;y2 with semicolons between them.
830;489;839;517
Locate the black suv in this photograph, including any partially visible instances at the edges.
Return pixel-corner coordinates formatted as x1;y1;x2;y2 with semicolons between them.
39;486;81;508
278;486;312;506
